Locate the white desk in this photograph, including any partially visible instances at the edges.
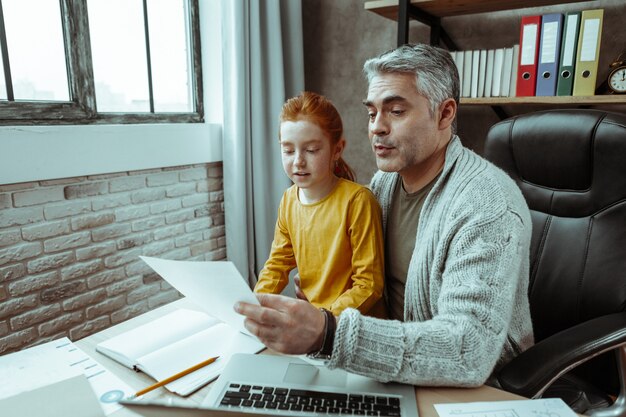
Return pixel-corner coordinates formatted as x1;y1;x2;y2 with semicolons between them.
75;299;525;417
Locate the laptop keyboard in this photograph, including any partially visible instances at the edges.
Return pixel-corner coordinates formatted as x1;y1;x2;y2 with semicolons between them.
219;382;402;416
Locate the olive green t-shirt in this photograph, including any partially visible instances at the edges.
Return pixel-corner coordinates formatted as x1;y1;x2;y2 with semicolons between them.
385;175;439;321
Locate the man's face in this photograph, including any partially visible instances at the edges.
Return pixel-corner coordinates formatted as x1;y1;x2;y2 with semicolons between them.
364;72;444;178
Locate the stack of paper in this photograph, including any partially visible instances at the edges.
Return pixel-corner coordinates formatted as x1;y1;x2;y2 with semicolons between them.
434;398;578;417
0;337;133;416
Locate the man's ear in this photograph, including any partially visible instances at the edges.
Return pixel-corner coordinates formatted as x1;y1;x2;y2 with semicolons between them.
438;98;457;131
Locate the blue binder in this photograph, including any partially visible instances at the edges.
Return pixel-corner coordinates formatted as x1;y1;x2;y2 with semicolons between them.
536;13;564;96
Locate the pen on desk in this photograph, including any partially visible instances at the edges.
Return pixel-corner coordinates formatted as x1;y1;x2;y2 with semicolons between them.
131;355;219;398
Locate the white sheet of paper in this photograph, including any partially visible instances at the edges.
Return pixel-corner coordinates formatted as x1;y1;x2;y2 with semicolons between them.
0;339;80;399
0;337;133;415
434;398;578;417
140;256;260;335
0;374;105;417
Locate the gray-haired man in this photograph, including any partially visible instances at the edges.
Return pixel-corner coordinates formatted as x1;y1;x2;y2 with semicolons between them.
235;43;534;388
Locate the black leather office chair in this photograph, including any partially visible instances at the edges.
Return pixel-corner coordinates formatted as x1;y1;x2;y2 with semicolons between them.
483;109;626;417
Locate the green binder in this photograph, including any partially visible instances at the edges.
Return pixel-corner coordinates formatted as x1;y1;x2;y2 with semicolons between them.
556;11;581;96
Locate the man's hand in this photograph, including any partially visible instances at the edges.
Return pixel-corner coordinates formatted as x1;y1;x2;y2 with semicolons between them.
234;293;325;354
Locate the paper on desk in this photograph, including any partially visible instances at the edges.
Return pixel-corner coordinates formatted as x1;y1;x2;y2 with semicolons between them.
434;398;578;417
0;338;81;399
140;256;260;335
0;337;133;415
1;374;104;417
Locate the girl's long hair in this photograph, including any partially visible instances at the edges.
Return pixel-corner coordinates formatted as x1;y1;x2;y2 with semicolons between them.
279;91;356;182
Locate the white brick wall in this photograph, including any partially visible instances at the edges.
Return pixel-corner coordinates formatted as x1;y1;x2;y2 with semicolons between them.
0;162;226;354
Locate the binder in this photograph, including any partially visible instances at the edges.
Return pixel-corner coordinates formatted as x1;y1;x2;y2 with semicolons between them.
492;48;505;97
484;49;495;98
509;45;520;97
470;50;480;98
455;51;465;97
477;49;487;98
535;14;564;96
462;50;473;98
556;12;581;96
501;47;514;97
450;51;458;82
516;15;541;96
573;9;604;96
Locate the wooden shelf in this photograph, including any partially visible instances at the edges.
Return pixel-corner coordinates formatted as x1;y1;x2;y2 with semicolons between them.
461;96;626;106
365;0;591;21
364;1;626;113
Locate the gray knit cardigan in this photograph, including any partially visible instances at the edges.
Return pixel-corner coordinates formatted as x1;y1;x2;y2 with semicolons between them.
328;136;534;387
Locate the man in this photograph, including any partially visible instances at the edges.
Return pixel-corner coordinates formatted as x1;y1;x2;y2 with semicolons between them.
235;43;533;388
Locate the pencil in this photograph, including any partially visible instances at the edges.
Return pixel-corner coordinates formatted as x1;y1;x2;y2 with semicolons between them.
132;355;219;397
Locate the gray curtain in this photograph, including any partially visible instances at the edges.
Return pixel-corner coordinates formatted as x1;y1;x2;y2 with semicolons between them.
221;0;304;286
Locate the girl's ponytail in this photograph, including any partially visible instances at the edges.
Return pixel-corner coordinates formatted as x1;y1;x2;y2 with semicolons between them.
334;157;356;182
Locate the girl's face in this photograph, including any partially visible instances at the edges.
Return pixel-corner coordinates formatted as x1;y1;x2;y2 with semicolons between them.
280;119;344;202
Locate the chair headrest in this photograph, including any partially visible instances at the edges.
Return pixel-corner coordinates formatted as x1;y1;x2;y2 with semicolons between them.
484;109;626;217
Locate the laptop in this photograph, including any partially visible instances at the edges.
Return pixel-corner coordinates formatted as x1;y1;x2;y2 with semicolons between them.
122;353;418;417
120;401;287;417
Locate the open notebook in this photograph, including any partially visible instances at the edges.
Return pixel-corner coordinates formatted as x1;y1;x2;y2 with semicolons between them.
96;308;264;396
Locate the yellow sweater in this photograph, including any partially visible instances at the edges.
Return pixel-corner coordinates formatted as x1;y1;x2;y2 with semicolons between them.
255;179;386;317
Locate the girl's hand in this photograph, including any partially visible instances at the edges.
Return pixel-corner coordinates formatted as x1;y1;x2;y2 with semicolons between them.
293;274;309;301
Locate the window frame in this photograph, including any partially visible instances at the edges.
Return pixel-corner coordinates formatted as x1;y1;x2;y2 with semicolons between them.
0;0;203;125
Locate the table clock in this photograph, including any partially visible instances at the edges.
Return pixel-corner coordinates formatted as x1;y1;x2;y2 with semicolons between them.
608;53;626;94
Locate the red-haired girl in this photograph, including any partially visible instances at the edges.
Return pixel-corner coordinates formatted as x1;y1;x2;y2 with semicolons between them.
254;92;386;318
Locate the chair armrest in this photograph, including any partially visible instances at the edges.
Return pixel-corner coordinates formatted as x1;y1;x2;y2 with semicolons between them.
497;312;626;398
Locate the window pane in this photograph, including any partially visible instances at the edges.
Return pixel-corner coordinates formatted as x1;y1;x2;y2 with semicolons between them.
2;0;69;101
147;0;193;112
87;0;150;112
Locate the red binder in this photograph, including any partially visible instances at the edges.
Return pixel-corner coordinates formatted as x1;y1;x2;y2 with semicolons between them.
516;15;541;96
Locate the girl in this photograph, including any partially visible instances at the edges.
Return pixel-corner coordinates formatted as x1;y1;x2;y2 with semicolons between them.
254;91;386;318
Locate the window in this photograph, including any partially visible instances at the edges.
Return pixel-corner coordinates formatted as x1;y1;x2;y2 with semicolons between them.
0;0;202;124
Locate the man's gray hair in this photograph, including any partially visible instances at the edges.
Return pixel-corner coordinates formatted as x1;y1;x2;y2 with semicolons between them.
363;43;460;119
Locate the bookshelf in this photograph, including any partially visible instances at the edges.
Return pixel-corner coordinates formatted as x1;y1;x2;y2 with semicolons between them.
364;0;626;108
462;95;626;106
364;0;592;20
